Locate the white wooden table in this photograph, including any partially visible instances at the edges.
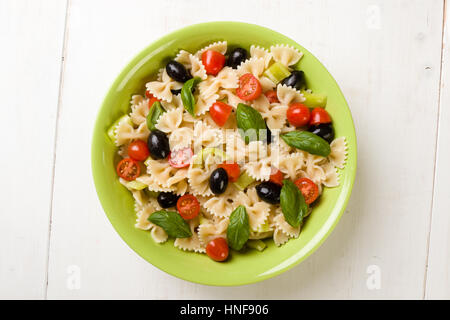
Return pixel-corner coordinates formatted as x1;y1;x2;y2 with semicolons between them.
1;0;449;299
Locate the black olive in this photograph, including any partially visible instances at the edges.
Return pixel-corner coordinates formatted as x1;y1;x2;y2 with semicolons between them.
256;182;281;204
157;192;180;208
170;88;181;95
280;70;306;91
147;129;170;159
308;123;334;143
209;168;228;195
166;60;192;83
227;48;247;69
262;121;272;144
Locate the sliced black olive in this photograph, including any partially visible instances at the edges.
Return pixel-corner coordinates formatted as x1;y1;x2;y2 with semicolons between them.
255;182;281;204
209;168;228;195
170;88;181;95
308;123;334;143
166;60;192;83
280;70;306;91
227;48;247;69
157;192;180;208
147;129;170;159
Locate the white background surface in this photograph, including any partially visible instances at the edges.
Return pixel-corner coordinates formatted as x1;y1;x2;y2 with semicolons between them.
1;0;449;299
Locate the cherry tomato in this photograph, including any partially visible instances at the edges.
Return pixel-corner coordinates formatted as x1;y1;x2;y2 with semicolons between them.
168;148;193;168
294;178;319;204
236;73;262;101
202;50;226;76
218;163;240;182
269;168;284;186
309;107;331;126
116;158;140;181
177;194;200;220
287;103;310;127
146;92;161;108
127;140;150;161
206;238;229;262
264;90;279;103
209;101;233;127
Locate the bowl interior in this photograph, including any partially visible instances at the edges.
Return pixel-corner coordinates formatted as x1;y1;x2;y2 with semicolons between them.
92;22;357;286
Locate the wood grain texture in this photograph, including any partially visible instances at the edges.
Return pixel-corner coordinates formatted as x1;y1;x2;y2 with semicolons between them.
0;0;67;299
44;0;444;299
425;0;449;299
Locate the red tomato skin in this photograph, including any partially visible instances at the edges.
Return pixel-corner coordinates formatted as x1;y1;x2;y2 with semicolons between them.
294;178;319;204
168;148;193;168
287;103;311;127
269;169;284;186
176;194;200;220
218;163;240;182
209;102;233;127
236;73;262;101
206;238;229;262
127;140;150;161
202;50;226;76
264;90;279;103
309;108;332;125
116;158;140;181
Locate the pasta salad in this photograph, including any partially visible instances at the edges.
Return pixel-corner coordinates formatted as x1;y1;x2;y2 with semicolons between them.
107;41;348;262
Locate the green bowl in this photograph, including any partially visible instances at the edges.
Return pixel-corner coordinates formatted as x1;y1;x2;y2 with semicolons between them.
92;21;357;286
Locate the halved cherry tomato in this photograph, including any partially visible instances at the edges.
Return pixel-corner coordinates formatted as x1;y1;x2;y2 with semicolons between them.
269;168;284;186
309;108;331;126
116;158;140;181
218;163;240;182
128;140;150;161
146;91;161;108
236;73;262;101
264;90;279;103
287;103;310;127
177;194;200;220
294;178;319;204
202;50;226;76
206;237;229;262
168;148;193;168
209;101;233;127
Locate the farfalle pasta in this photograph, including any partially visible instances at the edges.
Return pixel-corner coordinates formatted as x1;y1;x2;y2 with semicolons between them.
108;41;348;261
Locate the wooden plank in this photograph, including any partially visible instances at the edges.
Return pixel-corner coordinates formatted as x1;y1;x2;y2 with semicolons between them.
425;0;450;300
0;0;67;299
47;0;443;299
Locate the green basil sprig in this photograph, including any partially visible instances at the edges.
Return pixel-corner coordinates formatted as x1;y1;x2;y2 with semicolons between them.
148;210;192;238
280;180;308;227
181;77;201;117
146;101;166;131
226;205;250;250
280;130;331;157
236;103;267;143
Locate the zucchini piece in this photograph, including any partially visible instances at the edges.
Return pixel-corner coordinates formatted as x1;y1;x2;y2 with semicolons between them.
194;147;228;168
107;115;131;144
144;189;159;198
253;220;271;233
124;180;147;190
233;171;256;191
301;90;327;108
247;240;267;252
263;62;291;84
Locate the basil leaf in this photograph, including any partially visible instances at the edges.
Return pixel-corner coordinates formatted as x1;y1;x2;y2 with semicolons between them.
280;180;307;227
146;101;166;131
281;130;331;157
236;103;267;143
148;210;192;238
226;205;250;250
181;77;201;117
